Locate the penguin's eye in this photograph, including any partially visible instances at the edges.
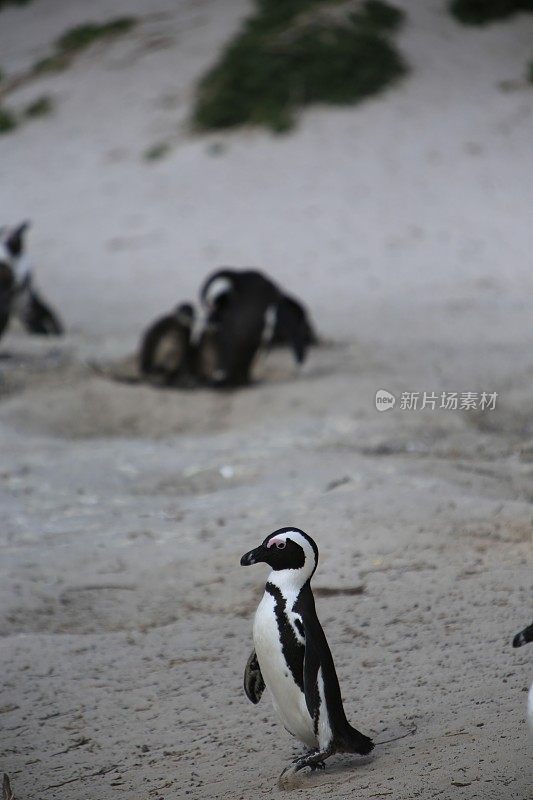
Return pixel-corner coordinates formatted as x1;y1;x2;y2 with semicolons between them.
276;541;286;550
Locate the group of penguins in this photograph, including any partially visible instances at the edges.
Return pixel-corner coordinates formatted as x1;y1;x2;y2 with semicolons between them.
0;221;317;389
139;268;317;388
1;223;532;780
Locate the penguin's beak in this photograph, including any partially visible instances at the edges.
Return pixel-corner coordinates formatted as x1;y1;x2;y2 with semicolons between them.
240;545;266;566
513;622;533;648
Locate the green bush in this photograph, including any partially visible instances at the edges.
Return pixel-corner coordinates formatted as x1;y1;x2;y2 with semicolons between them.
24;94;53;117
143;142;170;161
450;0;533;24
192;0;406;132
32;17;137;74
0;106;17;134
0;0;33;10
56;18;136;53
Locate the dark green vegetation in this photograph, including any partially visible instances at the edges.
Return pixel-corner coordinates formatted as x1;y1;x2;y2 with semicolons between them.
527;60;533;83
192;0;406;132
0;0;33;9
24;94;53;117
0;106;17;134
143;142;171;161
0;95;53;135
449;0;533;24
32;17;137;74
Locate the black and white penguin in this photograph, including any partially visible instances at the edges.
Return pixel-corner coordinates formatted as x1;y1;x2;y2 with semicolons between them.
200;269;281;386
270;294;318;356
0;222;63;340
200;269;310;385
240;527;374;776
512;621;533;741
139;303;195;386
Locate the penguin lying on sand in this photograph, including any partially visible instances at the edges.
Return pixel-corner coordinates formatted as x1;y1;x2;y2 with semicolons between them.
139;303;195;386
200;269;311;386
513;621;533;742
241;527;374;777
0;221;63;341
271;294;318;352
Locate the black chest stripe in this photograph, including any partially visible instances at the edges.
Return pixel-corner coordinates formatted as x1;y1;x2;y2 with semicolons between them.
266;582;305;692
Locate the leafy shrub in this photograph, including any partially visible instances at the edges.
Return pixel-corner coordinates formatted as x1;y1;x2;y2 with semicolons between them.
0;106;17;134
33;17;137;74
24;95;54;117
192;0;406;132
450;0;533;24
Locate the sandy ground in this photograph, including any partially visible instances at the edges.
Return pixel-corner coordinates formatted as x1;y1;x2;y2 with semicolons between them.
0;1;532;798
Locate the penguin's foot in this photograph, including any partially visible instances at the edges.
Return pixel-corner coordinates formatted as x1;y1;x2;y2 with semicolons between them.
289;745;334;774
278;748;333;790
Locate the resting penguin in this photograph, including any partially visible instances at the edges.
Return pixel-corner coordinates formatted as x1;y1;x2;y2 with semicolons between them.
0;222;63;340
240;527;374;777
512;621;533;742
139;303;195;386
271;294;318;355
200;269;309;385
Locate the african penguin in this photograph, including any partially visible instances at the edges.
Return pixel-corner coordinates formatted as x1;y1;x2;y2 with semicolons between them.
200;269;310;385
200;269;280;386
240;527;374;776
512;621;533;742
139;303;195;386
0;222;63;340
271;294;318;358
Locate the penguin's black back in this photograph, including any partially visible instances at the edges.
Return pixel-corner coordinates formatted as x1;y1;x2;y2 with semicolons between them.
295;582;374;755
204;270;281;386
271;294;318;350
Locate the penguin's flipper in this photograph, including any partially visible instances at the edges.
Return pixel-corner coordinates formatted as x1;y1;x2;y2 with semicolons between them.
275;298;308;365
20;289;63;335
244;650;265;704
302;632;321;723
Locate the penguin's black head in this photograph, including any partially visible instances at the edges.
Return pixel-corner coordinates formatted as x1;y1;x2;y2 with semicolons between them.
175;303;195;326
3;221;30;258
241;527;318;581
0;222;30;299
513;621;533;648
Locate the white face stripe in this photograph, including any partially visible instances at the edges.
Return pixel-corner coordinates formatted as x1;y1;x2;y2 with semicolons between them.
265;530;318;590
0;237;31;285
204;277;232;308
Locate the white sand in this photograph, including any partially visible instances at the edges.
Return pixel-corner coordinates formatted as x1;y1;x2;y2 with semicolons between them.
0;1;532;797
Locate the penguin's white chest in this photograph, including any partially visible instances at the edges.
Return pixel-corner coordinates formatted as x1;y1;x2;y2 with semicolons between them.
253;591;317;748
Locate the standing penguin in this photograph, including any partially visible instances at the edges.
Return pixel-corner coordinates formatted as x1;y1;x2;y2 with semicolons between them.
0;222;63;341
512;621;533;742
200;269;310;386
200;269;281;386
139;303;195;386
240;527;374;777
